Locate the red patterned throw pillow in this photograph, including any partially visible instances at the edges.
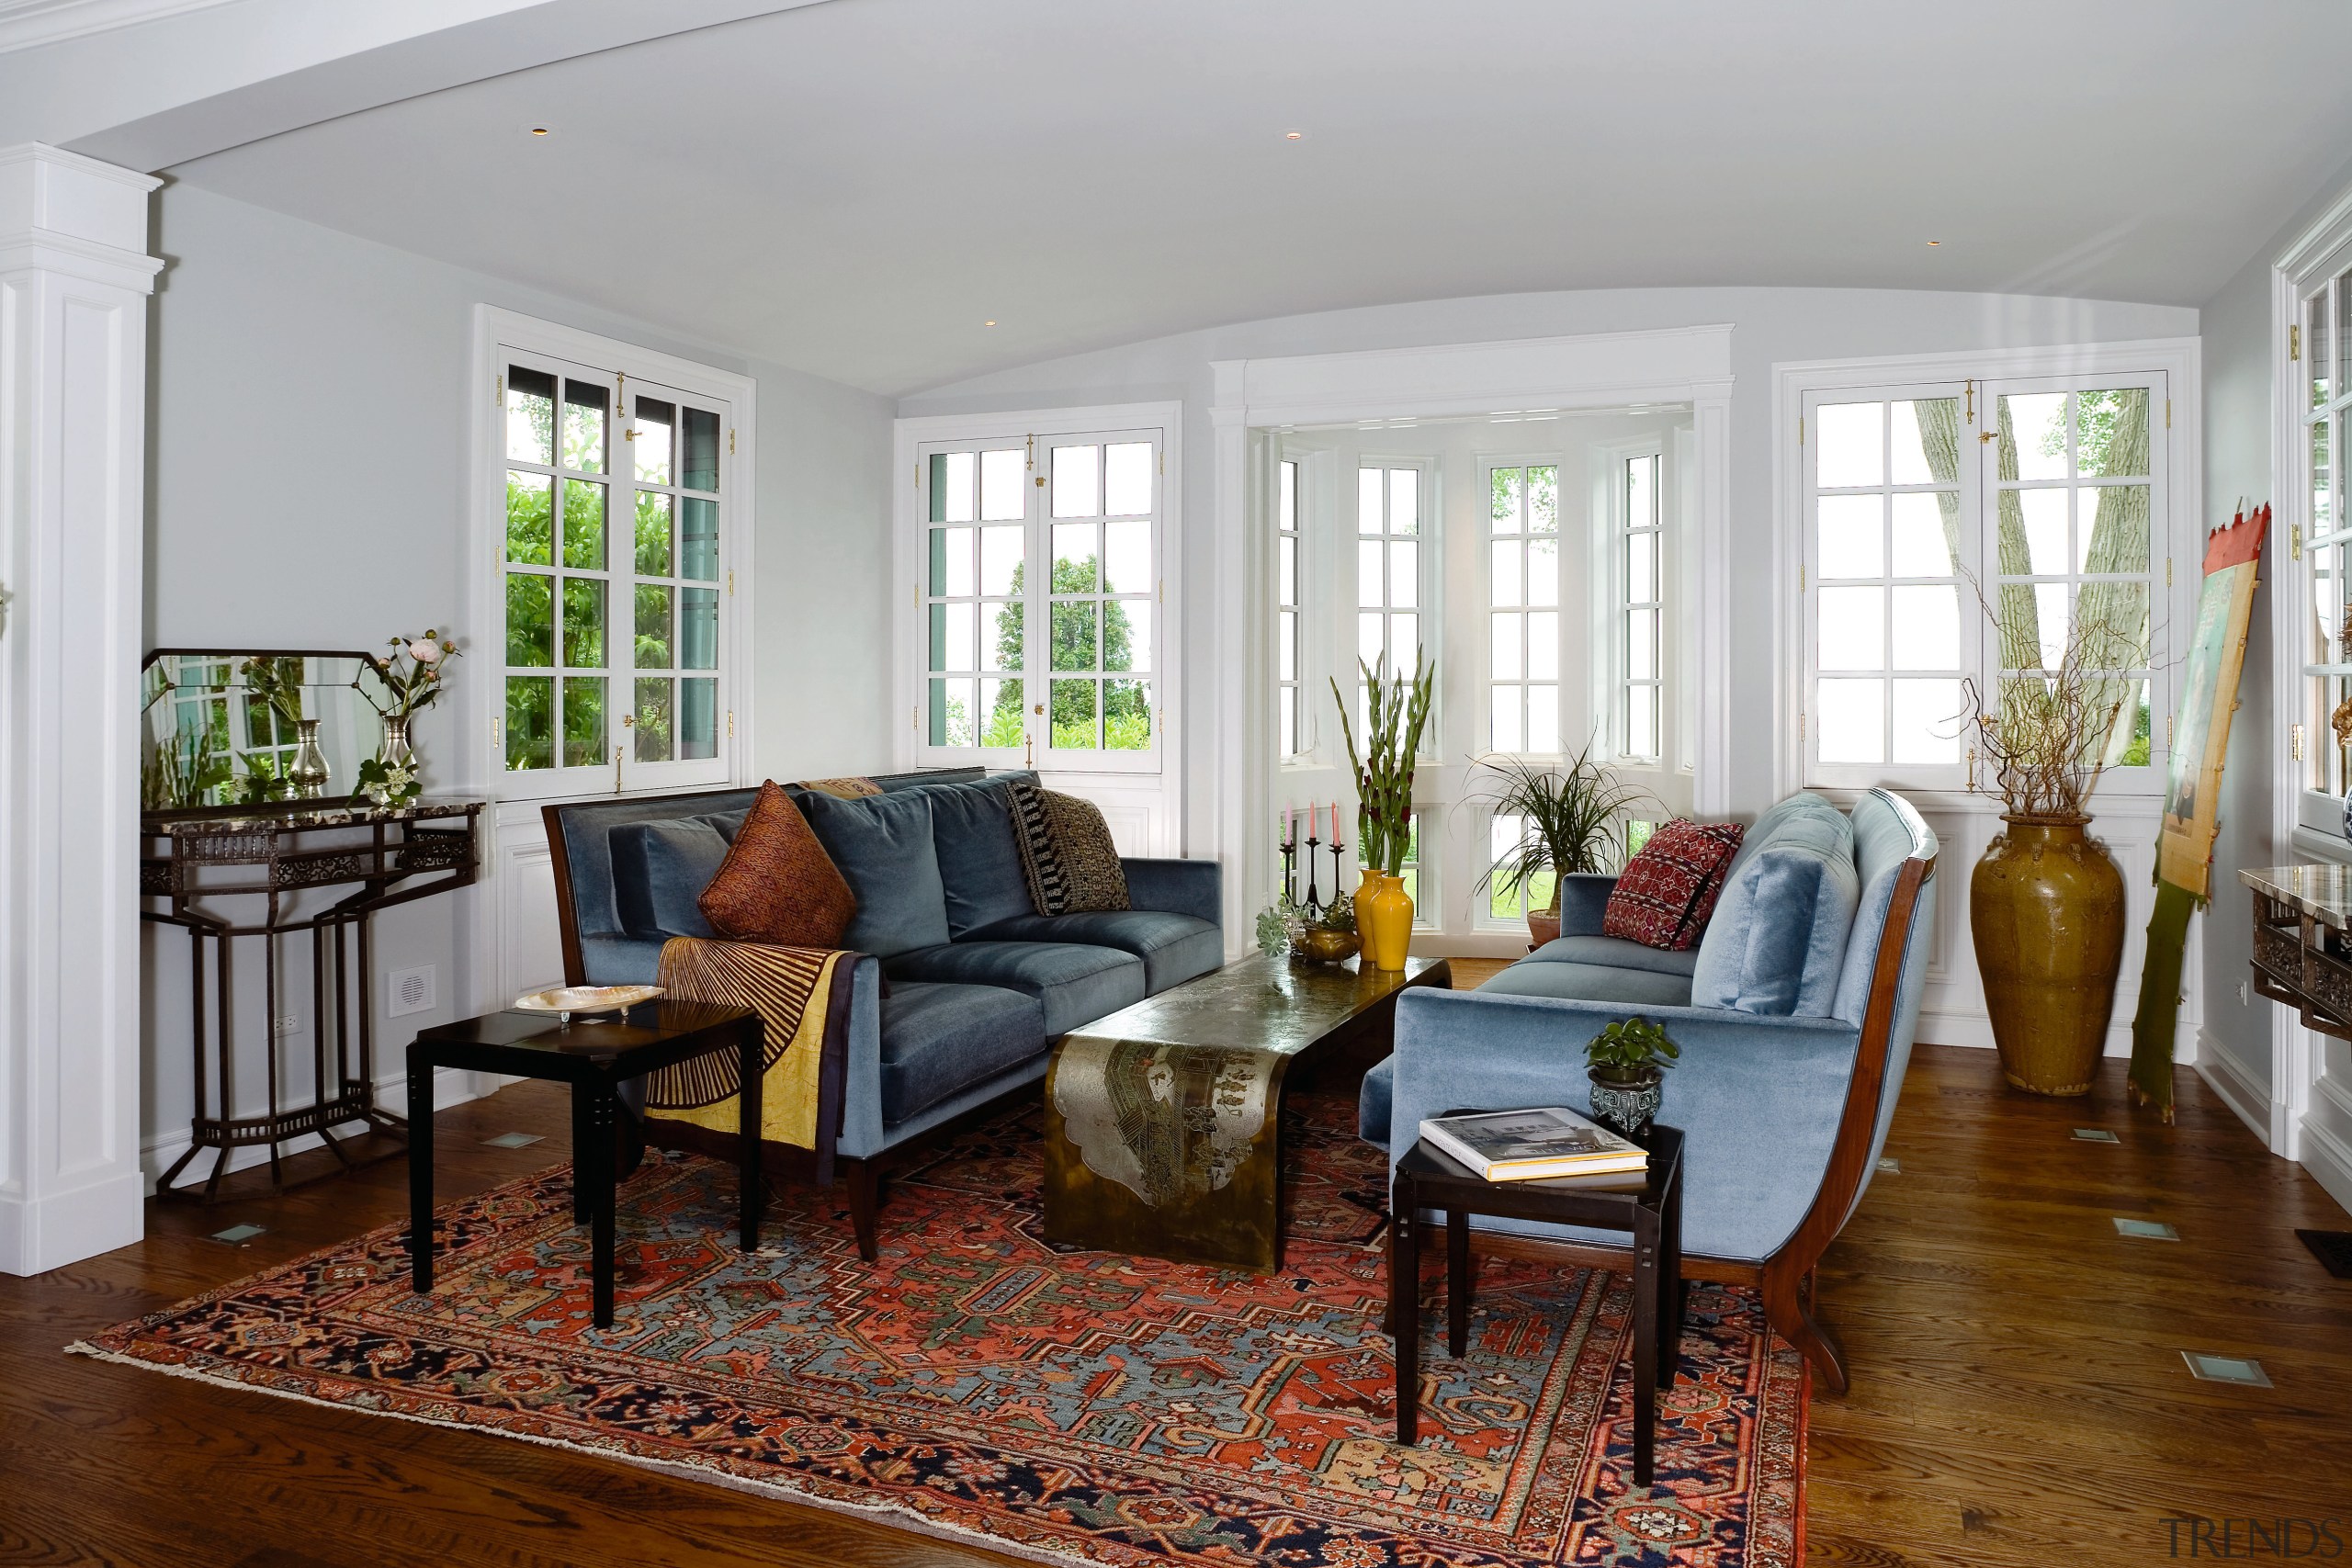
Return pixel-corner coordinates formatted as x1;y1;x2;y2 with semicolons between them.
1602;819;1746;951
697;781;858;948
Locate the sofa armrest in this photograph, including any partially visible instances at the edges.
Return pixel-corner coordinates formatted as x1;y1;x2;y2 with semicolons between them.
1386;987;1864;1263
833;953;888;1160
1122;857;1222;929
1555;873;1619;937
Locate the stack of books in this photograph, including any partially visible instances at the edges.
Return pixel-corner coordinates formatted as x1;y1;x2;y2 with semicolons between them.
1419;1107;1649;1189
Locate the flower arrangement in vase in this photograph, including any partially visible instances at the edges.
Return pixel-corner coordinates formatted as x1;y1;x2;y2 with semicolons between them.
355;631;459;808
1331;649;1433;972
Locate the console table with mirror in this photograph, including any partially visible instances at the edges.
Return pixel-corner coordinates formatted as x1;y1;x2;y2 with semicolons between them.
140;649;485;1201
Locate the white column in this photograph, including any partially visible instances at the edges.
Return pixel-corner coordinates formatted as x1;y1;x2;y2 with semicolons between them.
0;144;161;1275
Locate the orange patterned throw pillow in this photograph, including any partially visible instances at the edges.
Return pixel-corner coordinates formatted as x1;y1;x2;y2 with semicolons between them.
1601;818;1746;951
697;781;858;948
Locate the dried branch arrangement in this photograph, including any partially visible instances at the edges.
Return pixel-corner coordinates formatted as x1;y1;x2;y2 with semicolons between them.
1962;581;2145;821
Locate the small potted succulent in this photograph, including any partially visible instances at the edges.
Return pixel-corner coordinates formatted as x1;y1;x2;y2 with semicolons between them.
1585;1016;1679;1138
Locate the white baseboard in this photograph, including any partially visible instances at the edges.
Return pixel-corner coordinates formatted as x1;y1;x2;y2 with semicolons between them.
0;1169;144;1276
2301;1111;2352;1222
1915;1009;2158;1059
2194;1030;2275;1145
141;1065;493;1196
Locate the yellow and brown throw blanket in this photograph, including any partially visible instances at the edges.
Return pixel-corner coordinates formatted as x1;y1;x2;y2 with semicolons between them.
645;938;854;1183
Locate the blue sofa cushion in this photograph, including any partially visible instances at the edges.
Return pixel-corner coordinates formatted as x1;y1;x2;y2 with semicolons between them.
795;789;950;959
1691;791;1858;1017
579;931;670;986
1526;934;1701;978
905;775;1035;937
882;941;1145;1035
877;981;1046;1126
962;910;1221;994
1476;960;1694;1009
610;816;741;940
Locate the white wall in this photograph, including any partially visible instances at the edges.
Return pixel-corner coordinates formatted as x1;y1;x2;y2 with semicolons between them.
899;288;2200;878
2196;150;2352;1214
140;181;895;1185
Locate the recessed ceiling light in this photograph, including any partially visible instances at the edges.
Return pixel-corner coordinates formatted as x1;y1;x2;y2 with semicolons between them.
526;125;552;137
1284;130;1304;141
1927;239;1940;246
984;320;997;327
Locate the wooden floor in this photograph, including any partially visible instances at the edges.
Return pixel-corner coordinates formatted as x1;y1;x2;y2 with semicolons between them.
6;977;2350;1566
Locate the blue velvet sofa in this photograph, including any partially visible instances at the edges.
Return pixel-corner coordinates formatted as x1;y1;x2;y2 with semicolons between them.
1360;788;1937;1393
546;769;1224;1258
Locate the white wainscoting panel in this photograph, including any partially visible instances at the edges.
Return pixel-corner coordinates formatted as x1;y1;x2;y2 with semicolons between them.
1038;771;1174;858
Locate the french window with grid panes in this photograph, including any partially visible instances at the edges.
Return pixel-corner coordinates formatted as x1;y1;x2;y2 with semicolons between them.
1618;450;1665;761
1483;459;1562;756
1278;457;1306;759
1353;458;1433;738
499;352;733;794
915;428;1163;769
1802;375;2165;790
2302;260;2352;820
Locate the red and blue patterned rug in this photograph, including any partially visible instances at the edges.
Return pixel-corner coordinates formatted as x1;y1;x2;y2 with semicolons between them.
76;1097;1804;1566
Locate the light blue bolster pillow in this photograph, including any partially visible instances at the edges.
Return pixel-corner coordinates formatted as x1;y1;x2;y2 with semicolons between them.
1690;796;1860;1017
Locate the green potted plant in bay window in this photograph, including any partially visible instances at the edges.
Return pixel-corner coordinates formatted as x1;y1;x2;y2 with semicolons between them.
1471;742;1651;949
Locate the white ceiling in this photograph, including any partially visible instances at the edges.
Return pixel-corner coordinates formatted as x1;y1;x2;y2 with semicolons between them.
165;0;2352;396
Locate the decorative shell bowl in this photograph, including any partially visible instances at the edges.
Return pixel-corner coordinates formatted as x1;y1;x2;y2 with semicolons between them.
514;985;662;1022
1290;927;1363;964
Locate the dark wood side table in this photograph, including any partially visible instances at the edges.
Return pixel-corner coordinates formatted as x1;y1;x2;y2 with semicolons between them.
407;1000;763;1329
1389;1122;1685;1485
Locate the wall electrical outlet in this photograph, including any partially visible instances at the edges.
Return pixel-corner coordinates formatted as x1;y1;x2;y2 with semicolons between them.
271;1014;300;1036
387;964;438;1019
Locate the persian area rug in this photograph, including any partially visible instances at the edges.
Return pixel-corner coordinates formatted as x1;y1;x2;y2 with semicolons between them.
74;1097;1805;1567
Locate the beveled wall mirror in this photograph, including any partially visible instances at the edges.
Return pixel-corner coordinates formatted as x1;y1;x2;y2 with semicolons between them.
141;649;393;817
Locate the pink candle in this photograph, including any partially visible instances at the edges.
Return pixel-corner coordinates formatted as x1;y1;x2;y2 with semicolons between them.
1330;802;1340;842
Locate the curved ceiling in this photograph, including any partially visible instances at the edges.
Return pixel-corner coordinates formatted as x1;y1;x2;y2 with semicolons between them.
167;0;2352;395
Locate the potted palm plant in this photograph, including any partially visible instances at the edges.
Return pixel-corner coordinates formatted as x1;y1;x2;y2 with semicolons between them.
1471;742;1651;948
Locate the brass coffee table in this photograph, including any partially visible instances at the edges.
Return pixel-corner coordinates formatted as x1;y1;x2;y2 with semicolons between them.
1043;953;1450;1272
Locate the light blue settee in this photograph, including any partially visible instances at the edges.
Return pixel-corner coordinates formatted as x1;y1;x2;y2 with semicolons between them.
546;769;1223;1258
1360;789;1937;1392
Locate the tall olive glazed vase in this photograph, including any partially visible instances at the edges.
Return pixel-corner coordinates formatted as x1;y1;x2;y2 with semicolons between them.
1969;815;2125;1097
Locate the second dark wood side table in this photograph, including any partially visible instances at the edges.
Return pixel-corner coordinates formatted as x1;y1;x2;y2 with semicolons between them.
407;999;763;1328
1389;1121;1685;1484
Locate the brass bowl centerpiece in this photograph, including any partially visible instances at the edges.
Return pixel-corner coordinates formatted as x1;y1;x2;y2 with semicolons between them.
1290;926;1363;965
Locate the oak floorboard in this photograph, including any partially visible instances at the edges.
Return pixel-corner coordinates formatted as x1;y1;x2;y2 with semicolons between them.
4;975;2347;1566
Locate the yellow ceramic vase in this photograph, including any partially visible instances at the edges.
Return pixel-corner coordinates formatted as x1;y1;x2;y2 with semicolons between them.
1357;870;1415;972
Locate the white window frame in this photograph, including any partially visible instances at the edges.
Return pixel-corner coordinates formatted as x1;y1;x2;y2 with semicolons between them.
1771;339;2199;804
891;402;1183;779
2285;228;2352;849
1277;452;1306;761
1348;455;1438;749
465;307;756;804
1603;440;1668;765
1477;453;1566;759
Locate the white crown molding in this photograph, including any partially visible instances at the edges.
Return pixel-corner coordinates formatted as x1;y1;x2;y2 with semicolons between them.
0;0;242;54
